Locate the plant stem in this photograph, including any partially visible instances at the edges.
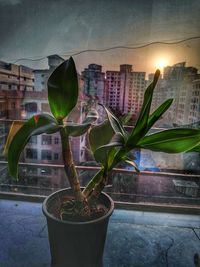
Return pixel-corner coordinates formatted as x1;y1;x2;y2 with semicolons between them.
89;171;108;199
83;168;104;198
60;126;84;202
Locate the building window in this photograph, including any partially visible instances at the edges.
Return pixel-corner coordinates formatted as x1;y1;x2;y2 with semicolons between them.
41;150;52;160
11;102;15;109
25;102;37;113
54;137;59;144
54;153;59;160
29;136;37;144
26;148;37;159
42;135;52;145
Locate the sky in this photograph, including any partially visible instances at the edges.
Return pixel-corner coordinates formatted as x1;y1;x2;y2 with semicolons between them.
0;0;199;74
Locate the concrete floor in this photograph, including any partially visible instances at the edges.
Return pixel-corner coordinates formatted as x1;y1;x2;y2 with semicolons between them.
0;199;200;267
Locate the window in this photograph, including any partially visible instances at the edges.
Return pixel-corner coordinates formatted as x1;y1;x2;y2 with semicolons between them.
42;135;52;145
29;136;37;144
54;153;59;160
0;0;199;212
11;102;15;109
26;148;37;159
54;137;59;144
25;102;37;113
41;150;52;160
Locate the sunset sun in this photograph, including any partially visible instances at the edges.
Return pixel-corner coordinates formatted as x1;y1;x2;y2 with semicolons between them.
155;58;169;70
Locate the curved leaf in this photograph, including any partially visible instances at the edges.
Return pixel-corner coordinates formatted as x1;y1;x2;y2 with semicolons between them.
65;123;91;137
99;104;127;137
94;133;124;165
186;145;200;153
89;120;114;155
48;57;78;121
124;158;140;172
127;69;160;145
148;98;173;129
137;128;200;153
83;109;99;124
8;114;59;179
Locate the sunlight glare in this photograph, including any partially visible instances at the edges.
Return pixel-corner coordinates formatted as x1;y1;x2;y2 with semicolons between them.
155;58;169;70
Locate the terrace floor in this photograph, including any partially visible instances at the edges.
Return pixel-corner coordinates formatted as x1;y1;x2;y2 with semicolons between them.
0;199;200;267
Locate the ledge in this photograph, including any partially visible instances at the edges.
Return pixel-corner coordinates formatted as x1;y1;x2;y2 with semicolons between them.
0;199;200;267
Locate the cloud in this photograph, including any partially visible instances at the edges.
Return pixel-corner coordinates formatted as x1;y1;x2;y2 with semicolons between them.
0;0;21;5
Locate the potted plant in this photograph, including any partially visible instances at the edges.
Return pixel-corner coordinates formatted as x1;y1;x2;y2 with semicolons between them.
7;57;200;267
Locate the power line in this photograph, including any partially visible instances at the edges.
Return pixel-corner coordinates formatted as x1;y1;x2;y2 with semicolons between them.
11;35;200;64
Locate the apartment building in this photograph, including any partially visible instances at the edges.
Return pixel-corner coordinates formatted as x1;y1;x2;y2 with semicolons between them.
106;64;145;117
82;64;105;100
0;61;34;92
152;62;199;126
188;79;200;124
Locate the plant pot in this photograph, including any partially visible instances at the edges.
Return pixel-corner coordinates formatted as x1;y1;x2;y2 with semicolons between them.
42;188;114;267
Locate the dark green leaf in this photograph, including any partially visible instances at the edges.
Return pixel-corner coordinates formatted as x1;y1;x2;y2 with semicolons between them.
137;128;200;153
65;123;91;137
8;114;59;179
99;104;127;137
127;69;160;146
94;133;124;165
121;112;132;125
89;120;114;155
48;57;78;121
186;145;200;153
148;99;173;129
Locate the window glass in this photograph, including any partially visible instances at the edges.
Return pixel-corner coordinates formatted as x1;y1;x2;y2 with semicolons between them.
0;1;199;209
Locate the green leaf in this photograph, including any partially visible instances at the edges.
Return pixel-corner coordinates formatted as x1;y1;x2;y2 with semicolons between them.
8;114;59;180
94;132;124;164
186;145;200;153
48;57;78;121
94;135;123;168
89;120;114;155
65;123;91;137
83;109;99;124
121;112;132;125
137;128;200;153
99;104;127;137
3;121;24;156
124;159;140;172
148;99;173;129
127;69;160;146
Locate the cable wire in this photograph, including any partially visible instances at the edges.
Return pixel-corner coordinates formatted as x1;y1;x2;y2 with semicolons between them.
11;35;200;64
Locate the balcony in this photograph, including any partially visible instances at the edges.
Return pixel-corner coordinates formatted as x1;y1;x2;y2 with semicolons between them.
0;161;200;266
0;198;200;267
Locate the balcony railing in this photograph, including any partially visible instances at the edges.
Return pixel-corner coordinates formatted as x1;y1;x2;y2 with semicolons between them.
0;161;200;214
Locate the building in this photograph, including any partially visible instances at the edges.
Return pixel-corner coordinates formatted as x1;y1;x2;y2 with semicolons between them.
81;64;105;101
106;64;145;117
0;55;86;189
0;60;35;165
188;79;200;124
33;55;65;92
150;62;199;126
0;61;34;92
